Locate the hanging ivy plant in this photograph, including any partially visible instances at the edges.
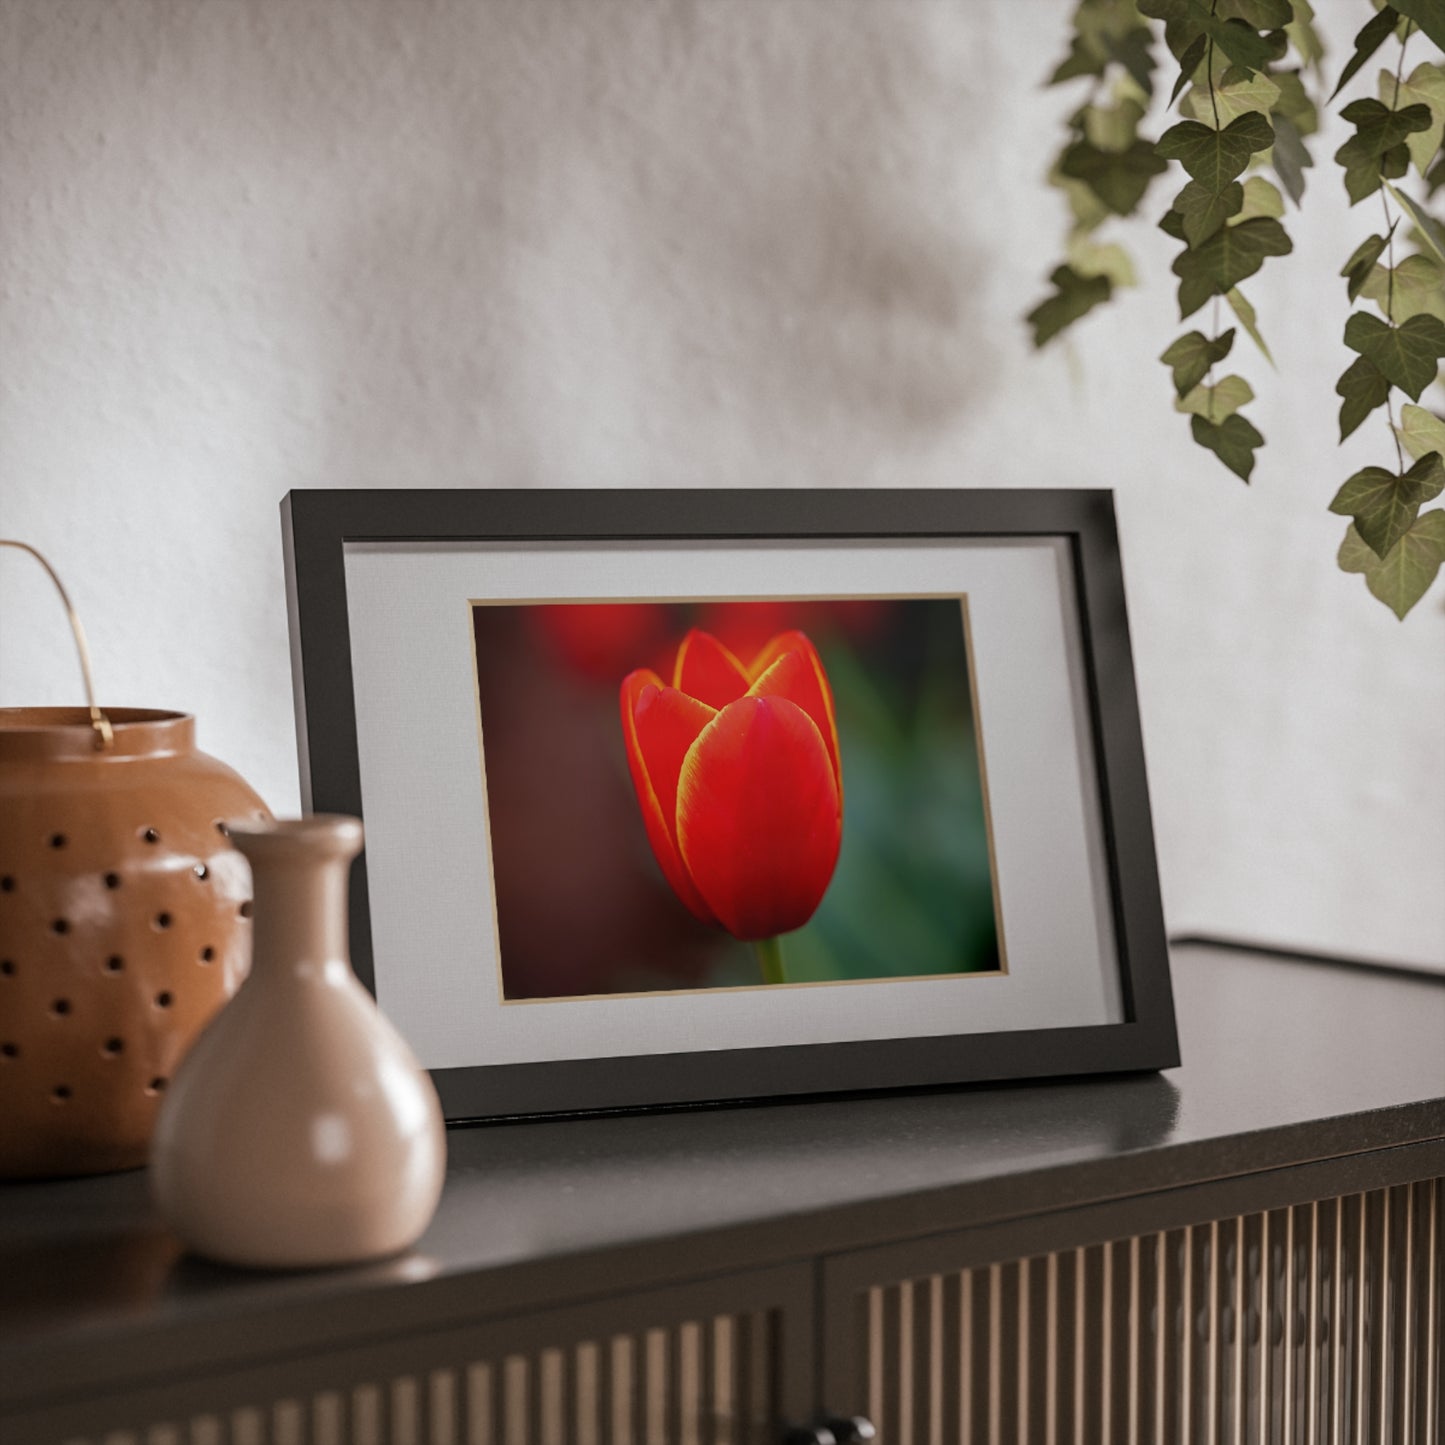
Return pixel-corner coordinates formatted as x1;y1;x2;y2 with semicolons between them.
1029;0;1445;618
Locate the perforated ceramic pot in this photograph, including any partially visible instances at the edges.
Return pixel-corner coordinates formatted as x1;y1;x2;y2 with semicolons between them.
0;706;270;1177
0;539;270;1177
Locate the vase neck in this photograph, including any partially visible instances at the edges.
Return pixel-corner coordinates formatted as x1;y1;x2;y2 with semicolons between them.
249;853;351;972
229;816;364;975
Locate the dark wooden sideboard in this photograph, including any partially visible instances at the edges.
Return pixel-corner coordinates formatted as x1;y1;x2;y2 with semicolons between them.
2;941;1442;1445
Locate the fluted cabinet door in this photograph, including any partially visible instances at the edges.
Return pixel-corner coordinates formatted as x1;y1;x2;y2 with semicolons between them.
6;1263;814;1445
822;1180;1443;1445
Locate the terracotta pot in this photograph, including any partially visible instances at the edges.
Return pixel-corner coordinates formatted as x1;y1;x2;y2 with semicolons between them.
150;815;447;1269
0;707;270;1178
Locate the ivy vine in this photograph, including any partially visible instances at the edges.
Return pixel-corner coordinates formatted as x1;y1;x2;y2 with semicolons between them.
1030;0;1445;619
1328;6;1445;618
1028;1;1164;347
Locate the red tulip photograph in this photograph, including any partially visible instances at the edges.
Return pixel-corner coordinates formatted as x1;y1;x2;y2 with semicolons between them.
472;598;1001;1001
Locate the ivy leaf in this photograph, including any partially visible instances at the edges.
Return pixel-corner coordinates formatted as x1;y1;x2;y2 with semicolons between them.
1345;141;1412;206
1218;0;1293;24
1343;311;1445;399
1066;236;1139;287
1393;0;1445;56
1396;401;1445;460
1337;510;1445;618
1201;12;1284;74
1084;98;1147;152
1182;67;1282;126
1381;62;1445;174
1384;181;1445;265
1285;0;1325;72
1049;164;1113;235
1335;100;1433;204
1157;112;1275;190
1159;207;1188;241
1138;0;1207;64
1142;0;1282;71
1027;265;1113;347
1330;5;1401;101
1175;373;1255;419
1172;216;1293;318
1191;412;1265;481
1051;32;1110;84
1359;253;1445;322
1102;27;1160;97
1051;0;1155;84
1271;70;1319;137
1171;33;1209;105
1075;0;1156;49
1338;99;1433;159
1336;120;1420;205
1178;178;1246;244
1341;232;1391;302
1235;175;1285;222
1336;354;1392;439
1160;328;1237;395
1060;138;1170;215
1270;112;1314;205
1226;285;1274;363
1328;453;1445;557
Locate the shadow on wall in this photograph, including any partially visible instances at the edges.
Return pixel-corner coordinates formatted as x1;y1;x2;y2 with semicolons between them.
302;0;998;488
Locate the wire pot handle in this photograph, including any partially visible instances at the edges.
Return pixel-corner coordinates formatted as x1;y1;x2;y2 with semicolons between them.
0;539;113;750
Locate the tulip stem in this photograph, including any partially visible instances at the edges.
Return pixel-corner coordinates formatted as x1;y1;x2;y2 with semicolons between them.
754;935;787;986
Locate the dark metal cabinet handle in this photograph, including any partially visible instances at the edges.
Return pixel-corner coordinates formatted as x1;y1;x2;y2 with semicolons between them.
783;1418;876;1444
823;1418;876;1443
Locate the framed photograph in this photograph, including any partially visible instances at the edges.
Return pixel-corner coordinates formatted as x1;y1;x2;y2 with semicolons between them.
282;489;1177;1121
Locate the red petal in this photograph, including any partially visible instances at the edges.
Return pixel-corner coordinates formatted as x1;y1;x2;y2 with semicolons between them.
673;629;750;709
676;695;841;940
633;685;718;851
746;631;841;794
620;670;718;925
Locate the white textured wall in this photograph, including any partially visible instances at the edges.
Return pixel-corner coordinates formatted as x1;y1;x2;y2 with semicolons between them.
1;0;1441;970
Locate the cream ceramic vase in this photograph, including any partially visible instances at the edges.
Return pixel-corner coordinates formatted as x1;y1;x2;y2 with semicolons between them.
150;815;446;1269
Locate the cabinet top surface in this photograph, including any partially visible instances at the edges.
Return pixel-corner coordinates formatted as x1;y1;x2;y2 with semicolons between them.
2;942;1443;1393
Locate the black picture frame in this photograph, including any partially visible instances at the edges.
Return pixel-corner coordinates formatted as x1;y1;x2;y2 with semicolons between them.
282;488;1178;1121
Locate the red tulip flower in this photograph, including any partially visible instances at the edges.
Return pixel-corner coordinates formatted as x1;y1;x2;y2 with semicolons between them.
620;629;842;964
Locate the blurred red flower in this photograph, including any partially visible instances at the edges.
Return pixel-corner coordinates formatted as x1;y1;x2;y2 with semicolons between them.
620;629;842;941
695;602;797;661
533;604;669;684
